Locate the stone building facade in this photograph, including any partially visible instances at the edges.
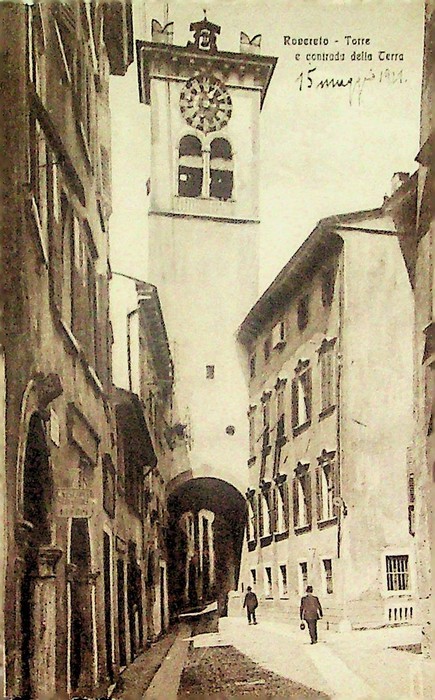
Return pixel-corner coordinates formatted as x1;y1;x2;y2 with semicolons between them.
235;209;416;630
0;1;134;696
387;2;435;656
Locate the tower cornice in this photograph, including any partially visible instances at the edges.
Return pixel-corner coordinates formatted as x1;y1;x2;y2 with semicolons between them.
136;39;277;108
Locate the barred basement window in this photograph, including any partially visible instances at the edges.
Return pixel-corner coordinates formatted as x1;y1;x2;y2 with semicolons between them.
386;555;409;592
264;566;273;597
299;561;308;594
279;564;288;598
250;568;257;586
323;559;333;594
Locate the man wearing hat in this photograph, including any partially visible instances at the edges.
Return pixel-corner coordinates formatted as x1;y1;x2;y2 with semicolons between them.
300;585;323;643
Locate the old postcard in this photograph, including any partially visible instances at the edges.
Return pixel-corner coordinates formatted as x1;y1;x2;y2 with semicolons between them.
0;0;433;698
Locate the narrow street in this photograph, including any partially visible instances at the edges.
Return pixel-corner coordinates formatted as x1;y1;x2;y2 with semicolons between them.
113;615;434;699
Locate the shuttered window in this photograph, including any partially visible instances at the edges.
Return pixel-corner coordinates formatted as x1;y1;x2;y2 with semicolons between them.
293;469;311;530
292;366;312;433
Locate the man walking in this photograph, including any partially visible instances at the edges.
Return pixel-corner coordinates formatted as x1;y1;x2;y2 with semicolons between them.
243;586;258;625
300;585;323;643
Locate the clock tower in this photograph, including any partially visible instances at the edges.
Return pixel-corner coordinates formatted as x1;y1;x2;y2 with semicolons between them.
137;16;277;495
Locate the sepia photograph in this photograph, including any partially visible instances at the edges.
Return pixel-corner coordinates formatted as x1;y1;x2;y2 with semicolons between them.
0;0;433;697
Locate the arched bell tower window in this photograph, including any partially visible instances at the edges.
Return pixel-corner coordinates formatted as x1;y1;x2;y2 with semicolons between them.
178;135;203;198
210;138;233;200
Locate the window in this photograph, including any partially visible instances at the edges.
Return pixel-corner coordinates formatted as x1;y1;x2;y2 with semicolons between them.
316;451;337;523
323;559;333;594
60;193;74;328
272;321;286;349
178;135;203;197
386;555;410;592
299;562;308;594
297;295;309;331
250;568;257;587
291;361;312;433
210;138;233;200
319;339;336;415
247;498;257;542
264;336;271;362
103;455;116;518
248;407;256;458
273;481;289;534
264;566;273;598
177;135;233;200
206;364;215;379
29;119;50;259
293;464;311;530
261;393;271;449
279;564;288;598
54;2;76;83
322;267;335;307
275;378;287;441
249;353;256;379
259;490;272;538
27;4;46;98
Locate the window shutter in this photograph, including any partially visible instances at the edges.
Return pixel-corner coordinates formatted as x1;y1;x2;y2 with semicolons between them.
272;487;277;533
305;368;312;423
283;481;289;530
291;378;298;428
332;461;340;517
292;477;298;528
258;493;263;537
316;467;322;522
305;471;312;526
253;497;258;540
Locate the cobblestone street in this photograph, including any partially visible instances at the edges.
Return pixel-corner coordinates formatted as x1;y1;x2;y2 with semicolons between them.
179;645;328;698
113;616;435;699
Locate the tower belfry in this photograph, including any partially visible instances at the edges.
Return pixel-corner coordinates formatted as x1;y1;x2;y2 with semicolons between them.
136;16;276;495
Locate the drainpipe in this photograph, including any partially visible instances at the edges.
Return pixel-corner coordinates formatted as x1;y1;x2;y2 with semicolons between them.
336;244;351;632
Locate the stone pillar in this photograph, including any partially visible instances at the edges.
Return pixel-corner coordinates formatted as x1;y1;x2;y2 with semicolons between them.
30;545;62;698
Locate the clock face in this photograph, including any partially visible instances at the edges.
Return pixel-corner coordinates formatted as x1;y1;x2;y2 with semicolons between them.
179;76;232;134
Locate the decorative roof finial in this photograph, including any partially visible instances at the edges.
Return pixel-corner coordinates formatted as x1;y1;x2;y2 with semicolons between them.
187;12;220;53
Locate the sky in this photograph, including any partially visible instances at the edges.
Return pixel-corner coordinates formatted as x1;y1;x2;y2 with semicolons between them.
110;0;425;294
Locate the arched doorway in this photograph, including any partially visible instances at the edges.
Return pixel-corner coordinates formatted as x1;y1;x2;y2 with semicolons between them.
19;413;58;699
167;478;246;619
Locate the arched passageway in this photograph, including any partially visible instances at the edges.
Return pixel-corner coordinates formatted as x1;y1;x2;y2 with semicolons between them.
20;413;55;699
167;478;246;619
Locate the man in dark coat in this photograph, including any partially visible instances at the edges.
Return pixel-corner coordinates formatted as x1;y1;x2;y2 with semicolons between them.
243;586;258;624
300;585;323;643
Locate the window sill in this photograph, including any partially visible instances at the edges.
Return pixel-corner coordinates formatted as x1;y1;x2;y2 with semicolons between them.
264;596;274;600
319;405;336;421
274;530;289;542
273;341;286;351
293;420;311;437
317;516;338;530
247;539;257;552
279;596;289;600
260;534;273;548
247;456;257;467
294;524;312;535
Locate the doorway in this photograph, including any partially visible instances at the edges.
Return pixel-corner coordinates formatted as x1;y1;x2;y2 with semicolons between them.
103;532;114;682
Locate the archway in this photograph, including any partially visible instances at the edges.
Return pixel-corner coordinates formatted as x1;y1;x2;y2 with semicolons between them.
69;518;94;694
20;413;54;699
167;478;246;619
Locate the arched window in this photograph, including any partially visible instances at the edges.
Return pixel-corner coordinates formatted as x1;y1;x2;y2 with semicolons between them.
178;135;203;198
210;138;233;200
